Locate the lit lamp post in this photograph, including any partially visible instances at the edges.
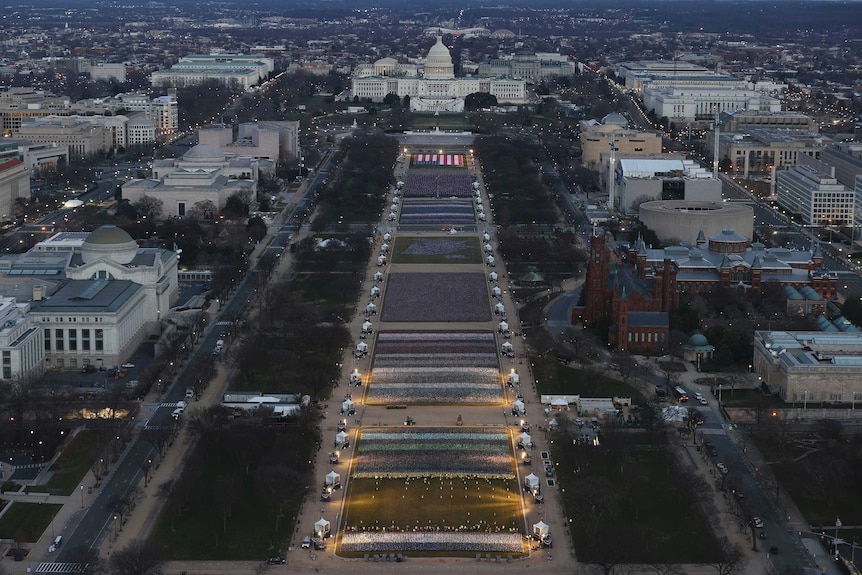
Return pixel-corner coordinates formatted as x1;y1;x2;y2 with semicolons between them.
835;518;841;559
80;485;84;509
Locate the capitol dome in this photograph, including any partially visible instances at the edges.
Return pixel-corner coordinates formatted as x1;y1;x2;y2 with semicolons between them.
424;36;455;80
81;225;138;265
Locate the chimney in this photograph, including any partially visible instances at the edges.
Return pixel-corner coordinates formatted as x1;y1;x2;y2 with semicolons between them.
33;285;43;301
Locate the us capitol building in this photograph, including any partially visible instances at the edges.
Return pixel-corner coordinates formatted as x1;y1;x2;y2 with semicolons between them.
350;37;528;112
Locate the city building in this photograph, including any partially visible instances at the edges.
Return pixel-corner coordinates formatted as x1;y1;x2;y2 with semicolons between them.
14;114;154;157
88;63;127;83
151;54;274;90
818;142;862;190
0;158;28;223
633;228;837;298
708;128;827;179
719;111;818;133
122;143;259;219
608;156;721;214
351;36;528;112
638;200;754;244
0;297;43;382
616;60;717;92
199;121;300;162
776;165;853;226
753;330;862;405
477;51;575;81
574;230;677;353
0;139;69;176
0;226;179;371
579;113;662;170
114;92;179;135
642;86;781;124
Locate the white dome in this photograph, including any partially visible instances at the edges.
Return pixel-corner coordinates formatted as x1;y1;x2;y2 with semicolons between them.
424;36;454;80
81;225;138;265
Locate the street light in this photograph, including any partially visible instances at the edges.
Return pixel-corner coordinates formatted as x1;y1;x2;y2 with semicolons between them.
80;485;84;508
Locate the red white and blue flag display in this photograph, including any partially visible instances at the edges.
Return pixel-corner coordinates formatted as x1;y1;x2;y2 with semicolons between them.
412;154;465;166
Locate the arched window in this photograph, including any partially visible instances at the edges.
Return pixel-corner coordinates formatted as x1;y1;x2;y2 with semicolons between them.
90;270;115;280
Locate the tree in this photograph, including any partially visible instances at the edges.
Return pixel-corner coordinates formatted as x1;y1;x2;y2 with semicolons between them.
464;92;498;111
132;195;163;220
63;546;107;575
109;541;165;575
710;539;746;575
187;199;217;221
246;216;267;244
224;190;253;219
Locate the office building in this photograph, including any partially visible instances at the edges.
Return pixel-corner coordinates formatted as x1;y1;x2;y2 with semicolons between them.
776;165;853;226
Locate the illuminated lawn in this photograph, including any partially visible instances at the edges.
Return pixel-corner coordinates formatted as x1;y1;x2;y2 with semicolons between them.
338;427;527;556
340;477;525;555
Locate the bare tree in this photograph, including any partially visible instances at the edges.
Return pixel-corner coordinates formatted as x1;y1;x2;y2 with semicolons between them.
132;195;164;220
63;545;107;575
710;539;747;575
610;351;639;384
108;541;165;575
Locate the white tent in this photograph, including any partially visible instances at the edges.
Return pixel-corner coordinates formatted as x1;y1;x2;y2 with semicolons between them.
324;470;341;487
492;286;502;298
383;232;392;242
390;204;398;212
350;369;362;384
518;432;532;448
547;418;559;428
356;341;368;355
489;272;498;282
370;286;380;298
315;517;331;537
362;320;373;332
475;196;483;205
380;243;389;253
392;196;399;204
448;228;458;235
388;212;396;221
494;302;505;315
501;341;514;352
498;320;509;332
513;399;526;414
524;473;540;491
377;255;387;266
484;243;493;253
335;430;349;447
366;303;377;314
508;371;520;386
473;182;480;191
478;212;487;222
551;397;568;407
374;271;384;282
483;233;490;242
342;399;355;413
485;255;495;266
396;180;404;189
533;521;549;539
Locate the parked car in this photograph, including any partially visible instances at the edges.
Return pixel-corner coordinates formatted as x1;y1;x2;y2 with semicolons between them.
266;556;285;565
699;397;708;405
301;536;312;549
753;517;764;528
121;362;135;369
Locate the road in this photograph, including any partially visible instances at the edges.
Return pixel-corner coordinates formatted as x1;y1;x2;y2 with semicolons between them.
55;150;335;560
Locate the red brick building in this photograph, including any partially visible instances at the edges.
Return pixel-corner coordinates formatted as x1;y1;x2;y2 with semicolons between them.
575;231;678;352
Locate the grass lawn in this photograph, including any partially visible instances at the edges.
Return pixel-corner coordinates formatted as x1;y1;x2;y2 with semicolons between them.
390;236;481;264
408;115;471;131
338;477;525;557
28;429;111;495
752;433;862;526
0;502;62;541
553;433;722;563
532;357;646;402
150;426;313;560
